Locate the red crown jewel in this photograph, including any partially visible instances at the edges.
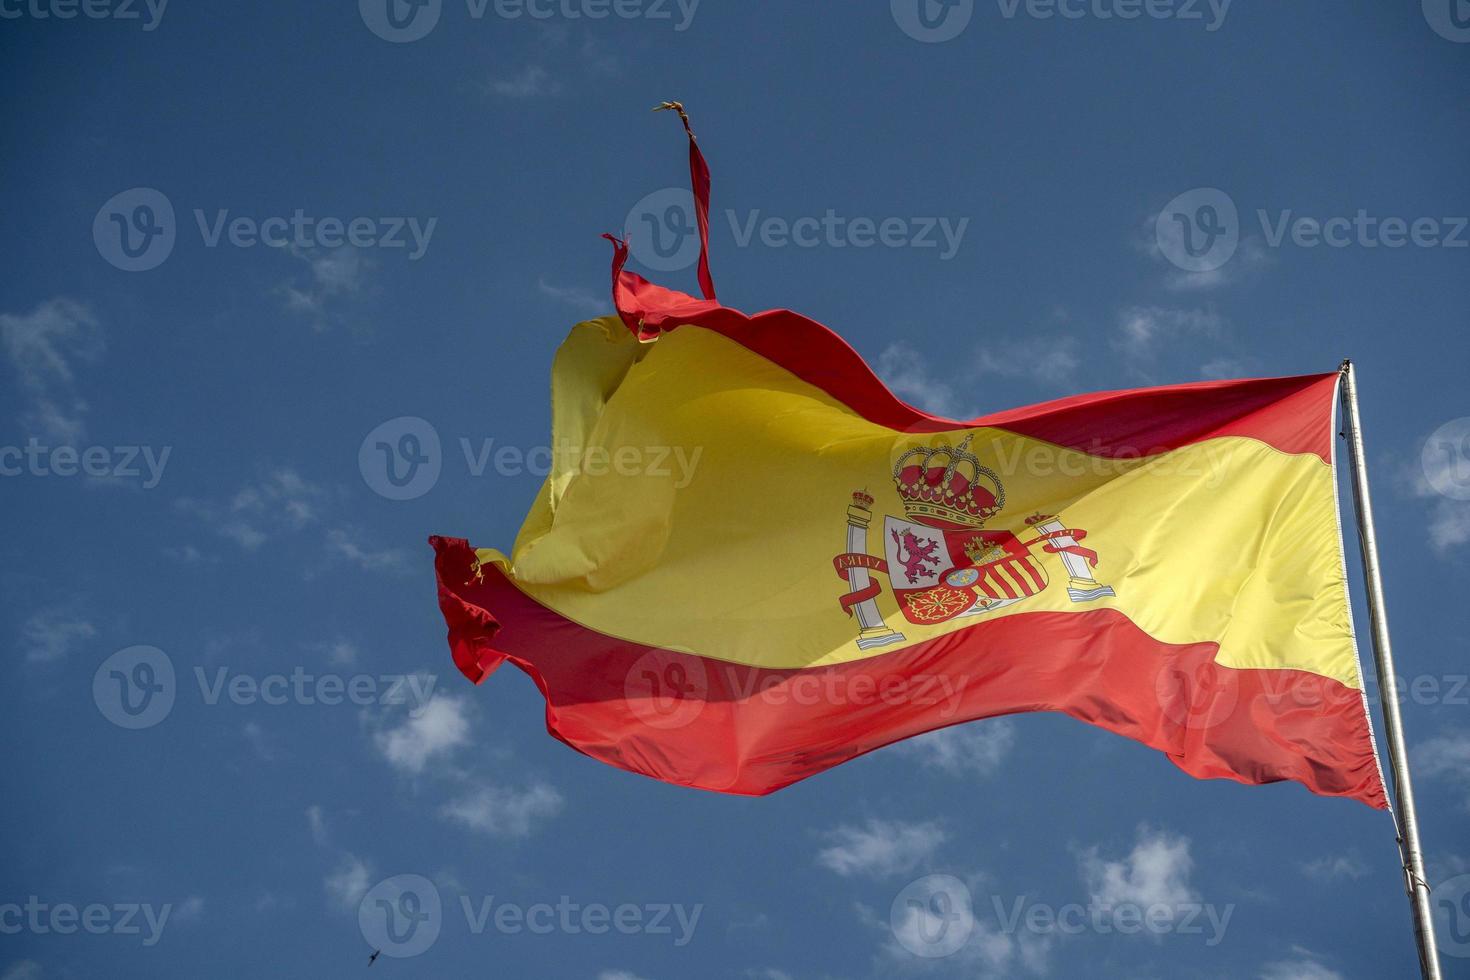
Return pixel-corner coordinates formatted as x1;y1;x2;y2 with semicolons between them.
892;435;1005;529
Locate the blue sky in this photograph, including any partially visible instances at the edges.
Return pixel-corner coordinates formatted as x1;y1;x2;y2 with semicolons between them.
3;2;1469;978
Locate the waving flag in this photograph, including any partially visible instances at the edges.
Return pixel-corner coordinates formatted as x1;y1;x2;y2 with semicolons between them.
430;111;1387;809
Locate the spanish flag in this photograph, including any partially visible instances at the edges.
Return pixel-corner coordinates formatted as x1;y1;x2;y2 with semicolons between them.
430;118;1386;811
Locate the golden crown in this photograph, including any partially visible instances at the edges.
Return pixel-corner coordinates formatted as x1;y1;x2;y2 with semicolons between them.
892;435;1005;529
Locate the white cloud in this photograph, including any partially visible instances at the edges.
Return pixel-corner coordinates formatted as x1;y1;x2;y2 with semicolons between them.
1078;825;1198;914
0;961;43;980
176;468;326;552
306;805;329;846
538;276;607;315
1299;854;1368;882
282;246;373;328
318;638;358;665
372;694;471;775
1141;210;1271;292
1258;954;1345;980
20;606;97;663
242;721;272;761
440;782;564;838
877;343;975;420
890;720;1016;777
326;527;409;573
1;297;102;442
975;335;1080;387
172;896;205;923
1200;356;1254;380
872;876;1051;978
1114;306;1225;360
486;65;560;99
816;819;946;879
324;854;371;911
596;972;651;980
1426;500;1470;553
1405;440;1470;555
1413;732;1470;807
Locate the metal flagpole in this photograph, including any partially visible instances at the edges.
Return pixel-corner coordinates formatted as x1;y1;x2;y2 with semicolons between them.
1339;359;1443;980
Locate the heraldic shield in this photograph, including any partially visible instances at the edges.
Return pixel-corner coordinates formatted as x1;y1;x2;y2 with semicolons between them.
833;435;1116;646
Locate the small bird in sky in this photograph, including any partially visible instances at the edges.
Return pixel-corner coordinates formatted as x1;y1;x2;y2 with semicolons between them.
368;949;380;966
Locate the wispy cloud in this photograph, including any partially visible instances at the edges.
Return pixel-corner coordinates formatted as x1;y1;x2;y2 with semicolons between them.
537;276;607;315
1413;732;1470;808
20;605;97;663
1403;431;1470;555
281;246;374;329
1;298;103;442
1299;853;1368;882
877;343;976;420
1258;949;1345;980
440;782;564;838
172;896;205;924
0;960;44;980
975;335;1080;387
1114;305;1226;361
324;854;372;912
889;719;1016;777
306;804;330;846
485;65;561;99
325;527;410;573
816;819;946;879
176;468;326;552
